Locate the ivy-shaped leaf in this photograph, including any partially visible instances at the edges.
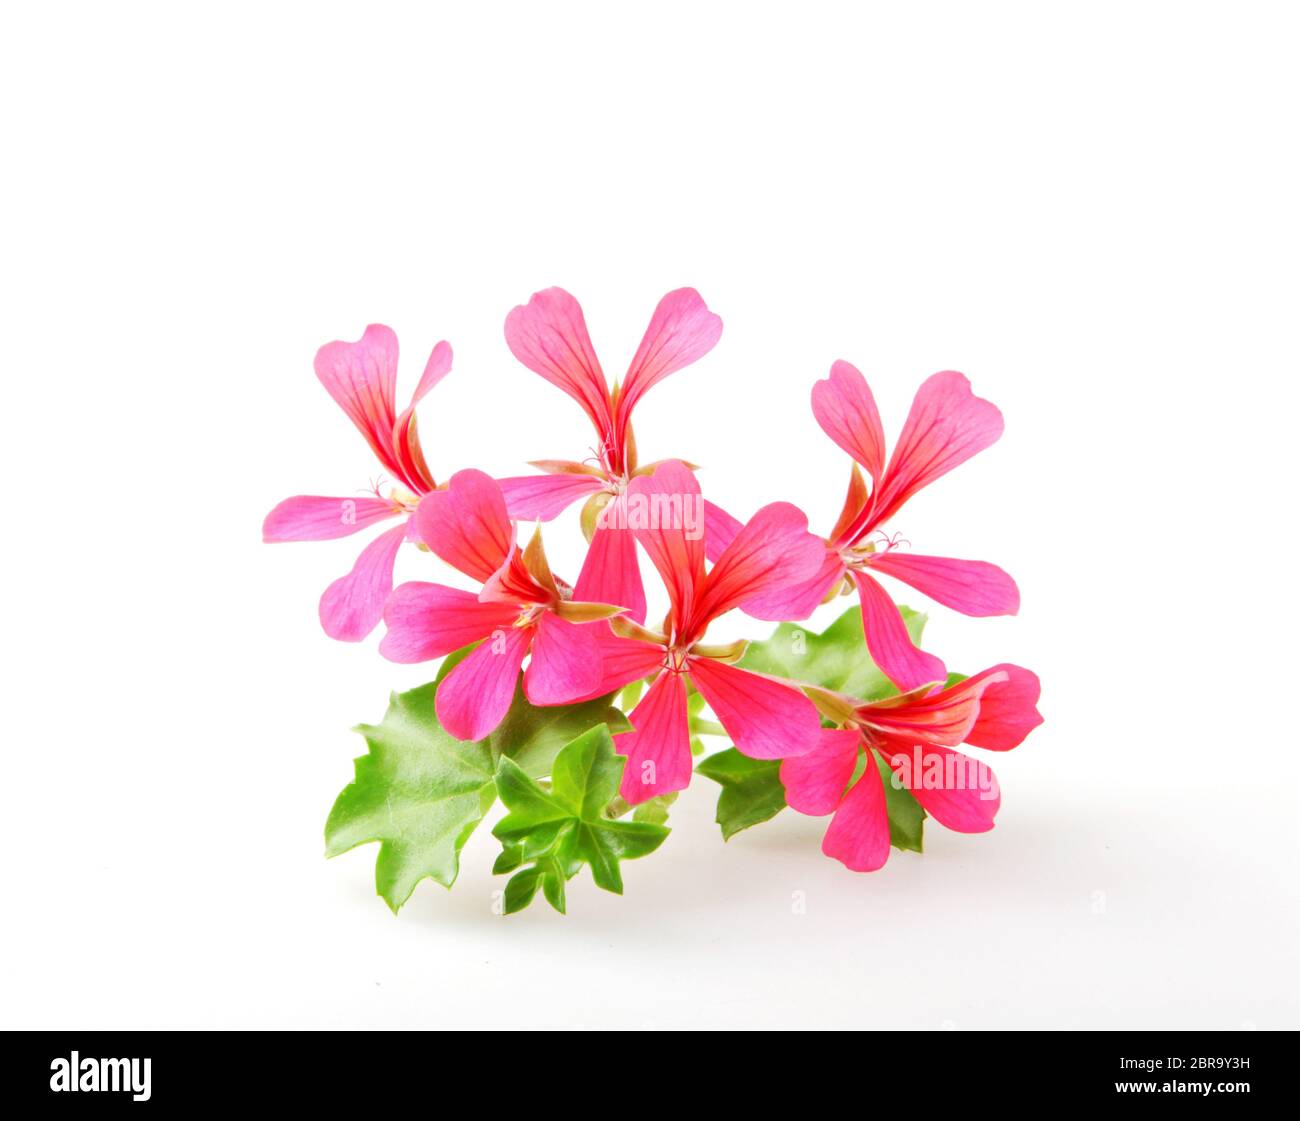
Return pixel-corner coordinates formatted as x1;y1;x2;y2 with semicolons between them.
325;654;629;913
695;749;786;840
492;725;669;913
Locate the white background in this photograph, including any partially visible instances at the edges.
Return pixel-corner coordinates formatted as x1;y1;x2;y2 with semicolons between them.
2;1;1297;1030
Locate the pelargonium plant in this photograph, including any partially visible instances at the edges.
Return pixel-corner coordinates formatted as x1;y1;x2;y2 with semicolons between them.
264;287;1043;914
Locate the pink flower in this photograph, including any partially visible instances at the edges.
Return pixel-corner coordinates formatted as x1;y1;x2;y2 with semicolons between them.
263;325;452;641
380;469;625;741
498;287;723;624
585;461;829;804
782;664;1043;871
707;363;1018;692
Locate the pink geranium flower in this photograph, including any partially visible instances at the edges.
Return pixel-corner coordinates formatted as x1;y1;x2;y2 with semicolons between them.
586;461;829;804
783;664;1043;871
263;325;452;641
380;469;625;741
708;363;1018;692
498;286;723;624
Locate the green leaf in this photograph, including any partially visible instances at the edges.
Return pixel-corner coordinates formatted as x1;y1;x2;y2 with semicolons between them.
738;604;927;702
325;650;629;914
874;753;926;852
696;749;787;840
324;682;496;913
492;726;669;911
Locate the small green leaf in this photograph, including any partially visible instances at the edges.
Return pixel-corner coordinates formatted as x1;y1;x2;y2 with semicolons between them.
492;725;669;911
696;749;787;840
504;866;542;913
738;605;927;702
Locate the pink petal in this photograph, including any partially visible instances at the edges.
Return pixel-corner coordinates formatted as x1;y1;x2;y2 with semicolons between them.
625;461;706;625
688;659;823;760
523;613;605;705
414;469;514;583
313;324;404;481
379;582;519;664
736;546;844;622
695;502;825;627
858;670;1004;747
504;287;613;440
435;625;532;741
585;631;665;697
615;670;692;805
318;523;407;642
498;472;605;521
883;743;999;833
780;728;862;815
615;288;722;439
573;502;647;623
263;495;399;542
412;339;454;404
822;760;891;872
964;663;1043;750
703;500;743;564
871;371;1004;527
390;339;453;494
702;502;844;621
811;360;886;484
866;552;1020;616
828;465;871;547
850;570;947;693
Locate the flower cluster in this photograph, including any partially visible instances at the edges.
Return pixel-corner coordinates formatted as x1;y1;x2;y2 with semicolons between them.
265;287;1042;913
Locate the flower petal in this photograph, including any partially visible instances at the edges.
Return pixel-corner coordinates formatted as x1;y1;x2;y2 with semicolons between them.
703;499;743;564
964;663;1043;750
498;472;605;521
850;569;947;692
858;670;1005;746
585;631;665;696
866;552;1020;616
523;613;605;705
871;371;1004;527
504;287;613;440
263;495;399;542
821;760;891;872
435;625;532;741
574;504;647;624
313;324;404;480
695;502;825;626
883;743;1000;833
615;670;692;805
811;360;886;484
615;288;722;439
688;659;823;760
391;339;452;494
735;546;844;622
625;461;705;625
378;582;518;664
414;469;514;583
828;464;871;546
318;523;407;641
780;728;862;815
